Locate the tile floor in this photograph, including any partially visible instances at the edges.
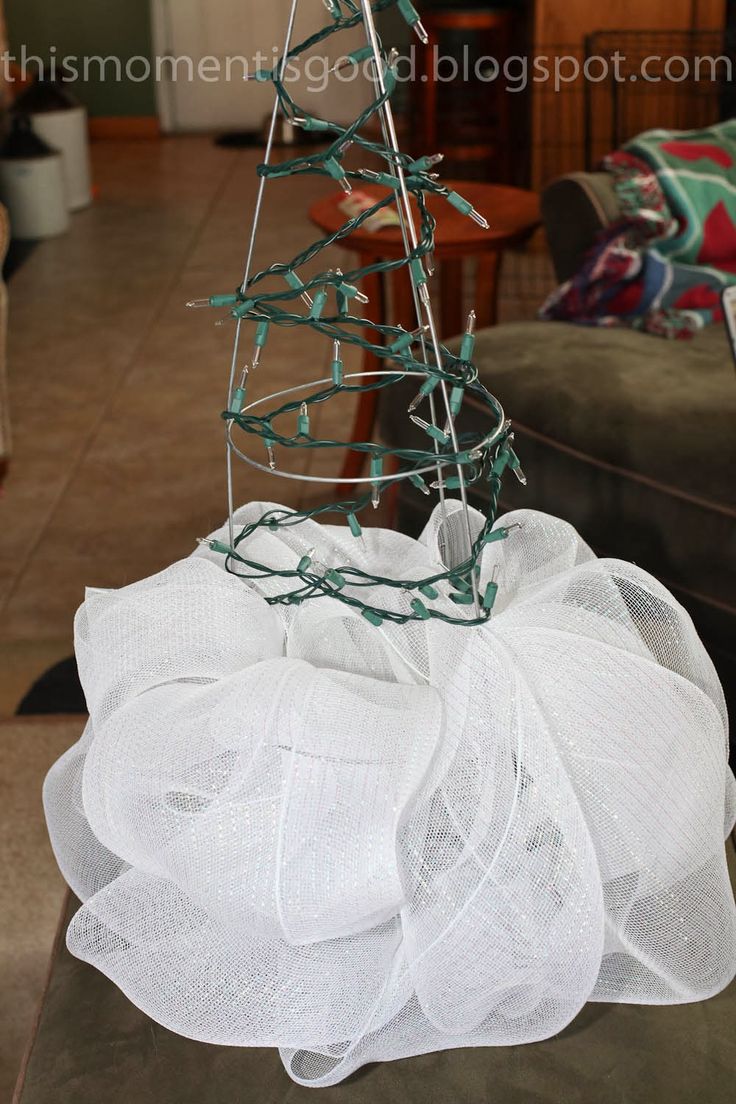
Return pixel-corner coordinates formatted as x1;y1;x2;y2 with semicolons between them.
0;136;369;713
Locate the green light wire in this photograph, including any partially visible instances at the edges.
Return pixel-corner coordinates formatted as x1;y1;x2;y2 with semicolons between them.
194;0;524;628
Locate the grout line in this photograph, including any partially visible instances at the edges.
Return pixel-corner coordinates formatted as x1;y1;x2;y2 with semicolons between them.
0;150;243;627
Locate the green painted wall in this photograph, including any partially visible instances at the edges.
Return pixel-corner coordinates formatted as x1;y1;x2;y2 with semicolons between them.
5;0;155;116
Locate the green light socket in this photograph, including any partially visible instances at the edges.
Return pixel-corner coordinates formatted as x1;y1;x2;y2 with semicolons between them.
411;598;431;620
410;258;427;286
229;387;246;415
210;293;239;309
362;609;384;627
460;333;476;361
482;528;508;546
447;190;472;217
484;582;499;611
232;299;256;319
390;330;415;354
310;290;328;319
397;0;421;28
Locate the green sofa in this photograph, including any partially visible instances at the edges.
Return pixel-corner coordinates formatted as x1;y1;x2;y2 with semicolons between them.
379;172;736;737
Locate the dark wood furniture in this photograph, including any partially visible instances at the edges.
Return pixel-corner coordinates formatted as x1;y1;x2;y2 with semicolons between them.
414;7;515;182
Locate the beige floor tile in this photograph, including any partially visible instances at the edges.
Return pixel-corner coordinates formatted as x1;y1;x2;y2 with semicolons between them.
0;139;240;621
0;138;362;655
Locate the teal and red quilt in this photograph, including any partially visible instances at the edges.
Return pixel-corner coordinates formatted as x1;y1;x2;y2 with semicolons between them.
541;119;736;338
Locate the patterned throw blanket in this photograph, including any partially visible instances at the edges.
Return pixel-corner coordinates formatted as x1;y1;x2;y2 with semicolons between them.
541;120;736;338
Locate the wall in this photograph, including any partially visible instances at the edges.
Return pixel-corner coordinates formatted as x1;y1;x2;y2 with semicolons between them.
5;0;155;117
534;0;726;43
531;0;728;186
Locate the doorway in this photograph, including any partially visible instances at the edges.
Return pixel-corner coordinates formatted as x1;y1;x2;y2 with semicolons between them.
151;0;371;134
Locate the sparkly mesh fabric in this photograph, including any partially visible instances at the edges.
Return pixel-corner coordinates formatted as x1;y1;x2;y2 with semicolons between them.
44;503;736;1088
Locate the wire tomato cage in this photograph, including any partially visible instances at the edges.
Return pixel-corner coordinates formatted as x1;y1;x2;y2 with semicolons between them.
188;0;527;628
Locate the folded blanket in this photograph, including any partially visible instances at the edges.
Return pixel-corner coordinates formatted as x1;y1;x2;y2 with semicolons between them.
541;120;736;338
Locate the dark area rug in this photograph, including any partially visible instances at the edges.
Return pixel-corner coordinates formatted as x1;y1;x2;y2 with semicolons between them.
214;128;326;149
4;239;38;281
214;130;262;148
16;657;86;716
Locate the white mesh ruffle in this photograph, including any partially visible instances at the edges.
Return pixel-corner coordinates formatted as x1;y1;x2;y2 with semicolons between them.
44;504;736;1087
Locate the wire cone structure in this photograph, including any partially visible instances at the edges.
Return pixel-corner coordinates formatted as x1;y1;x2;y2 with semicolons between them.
45;0;736;1089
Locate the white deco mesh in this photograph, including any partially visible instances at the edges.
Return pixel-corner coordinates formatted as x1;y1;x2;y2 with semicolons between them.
44;503;736;1088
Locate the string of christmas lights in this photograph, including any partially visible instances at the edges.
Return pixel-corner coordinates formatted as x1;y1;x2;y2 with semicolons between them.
189;0;525;627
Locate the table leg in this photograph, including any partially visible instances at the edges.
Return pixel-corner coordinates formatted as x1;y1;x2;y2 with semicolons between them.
440;259;464;339
391;265;416;333
475;252;502;328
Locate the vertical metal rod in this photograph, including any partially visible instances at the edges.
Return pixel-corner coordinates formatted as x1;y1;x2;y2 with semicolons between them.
372;110;448;523
226;0;301;547
360;0;481;613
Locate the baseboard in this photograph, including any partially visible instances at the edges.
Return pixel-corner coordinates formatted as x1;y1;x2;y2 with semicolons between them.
88;116;161;140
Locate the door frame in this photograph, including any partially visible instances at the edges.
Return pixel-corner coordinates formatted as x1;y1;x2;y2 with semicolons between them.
150;0;177;132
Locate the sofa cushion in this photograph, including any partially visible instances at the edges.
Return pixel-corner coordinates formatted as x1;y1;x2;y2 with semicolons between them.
379;320;736;669
468;320;735;509
14;865;736;1103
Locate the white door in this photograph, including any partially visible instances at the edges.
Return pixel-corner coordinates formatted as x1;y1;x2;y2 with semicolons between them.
152;0;372;133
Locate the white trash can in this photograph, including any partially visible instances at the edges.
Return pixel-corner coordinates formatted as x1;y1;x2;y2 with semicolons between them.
15;77;93;212
0;117;70;240
30;105;92;211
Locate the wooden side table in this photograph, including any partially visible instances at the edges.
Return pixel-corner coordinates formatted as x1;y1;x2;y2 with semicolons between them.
308;180;540;482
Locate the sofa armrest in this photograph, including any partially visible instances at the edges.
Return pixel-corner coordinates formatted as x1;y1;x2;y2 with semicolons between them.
542;172;621;283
